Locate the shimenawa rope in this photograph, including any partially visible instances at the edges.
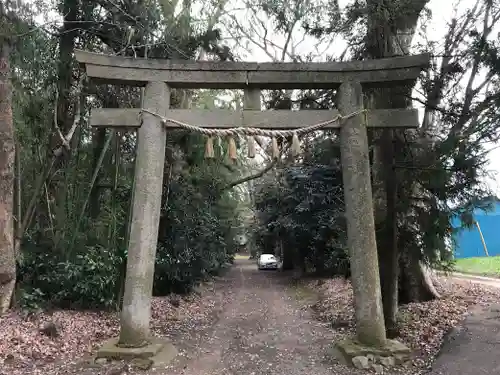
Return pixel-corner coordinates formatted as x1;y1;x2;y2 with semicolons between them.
139;108;366;138
139;108;367;159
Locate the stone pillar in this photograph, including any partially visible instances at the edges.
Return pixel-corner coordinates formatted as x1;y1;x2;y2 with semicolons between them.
338;81;387;347
118;81;169;347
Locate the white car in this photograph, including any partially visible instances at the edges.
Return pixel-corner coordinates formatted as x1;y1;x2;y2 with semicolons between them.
257;254;278;270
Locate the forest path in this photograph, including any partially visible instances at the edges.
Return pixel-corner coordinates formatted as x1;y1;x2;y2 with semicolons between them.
162;259;348;375
164;265;500;375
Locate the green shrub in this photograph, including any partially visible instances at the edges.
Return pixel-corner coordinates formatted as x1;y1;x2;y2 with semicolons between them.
18;243;122;309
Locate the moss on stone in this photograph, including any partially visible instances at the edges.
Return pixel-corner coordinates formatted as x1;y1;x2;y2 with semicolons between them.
97;336;177;364
335;337;410;362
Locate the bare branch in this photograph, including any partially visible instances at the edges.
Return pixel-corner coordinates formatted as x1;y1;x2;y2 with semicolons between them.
225;159;278;189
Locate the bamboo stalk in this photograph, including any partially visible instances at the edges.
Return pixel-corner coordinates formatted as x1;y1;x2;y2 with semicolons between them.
108;130;121;246
68;131;114;255
14;142;21;253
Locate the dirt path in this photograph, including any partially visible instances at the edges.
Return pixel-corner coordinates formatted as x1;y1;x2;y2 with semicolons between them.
163;259;346;375
440;272;500;289
164;266;500;375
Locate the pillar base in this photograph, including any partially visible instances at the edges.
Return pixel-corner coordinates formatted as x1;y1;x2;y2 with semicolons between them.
334;337;411;369
96;336;177;367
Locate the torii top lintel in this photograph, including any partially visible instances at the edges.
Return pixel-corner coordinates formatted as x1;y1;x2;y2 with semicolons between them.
74;50;430;90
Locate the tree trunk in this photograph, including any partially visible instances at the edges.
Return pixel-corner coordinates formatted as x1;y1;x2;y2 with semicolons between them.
57;0;78;135
315;244;326;276
365;1;435;327
0;35;16;313
53;0;78;245
282;238;294;270
375;129;399;337
399;250;440;304
365;0;436;337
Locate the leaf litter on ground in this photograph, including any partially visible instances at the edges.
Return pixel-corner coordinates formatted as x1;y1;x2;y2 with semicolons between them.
0;281;226;375
304;275;500;373
1;273;499;375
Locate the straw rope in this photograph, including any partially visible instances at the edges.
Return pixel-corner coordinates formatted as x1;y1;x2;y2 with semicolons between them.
139;108;366;138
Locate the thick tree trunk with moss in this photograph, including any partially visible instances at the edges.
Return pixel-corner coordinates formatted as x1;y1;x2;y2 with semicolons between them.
0;36;16;313
399;249;440;303
365;0;435;332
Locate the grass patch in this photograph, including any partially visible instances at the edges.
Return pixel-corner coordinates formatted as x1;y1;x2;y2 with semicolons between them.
454;256;500;277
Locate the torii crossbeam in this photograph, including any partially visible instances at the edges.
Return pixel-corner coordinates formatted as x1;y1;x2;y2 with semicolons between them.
75;50;429;89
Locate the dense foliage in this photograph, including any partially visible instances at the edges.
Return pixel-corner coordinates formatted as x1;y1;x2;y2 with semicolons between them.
253;135;349;275
9;0;243;310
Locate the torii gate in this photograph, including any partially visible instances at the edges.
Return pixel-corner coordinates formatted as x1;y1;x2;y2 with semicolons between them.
75;50;428;361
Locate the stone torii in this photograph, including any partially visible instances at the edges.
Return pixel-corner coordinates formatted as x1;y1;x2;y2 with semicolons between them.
75;50;429;362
